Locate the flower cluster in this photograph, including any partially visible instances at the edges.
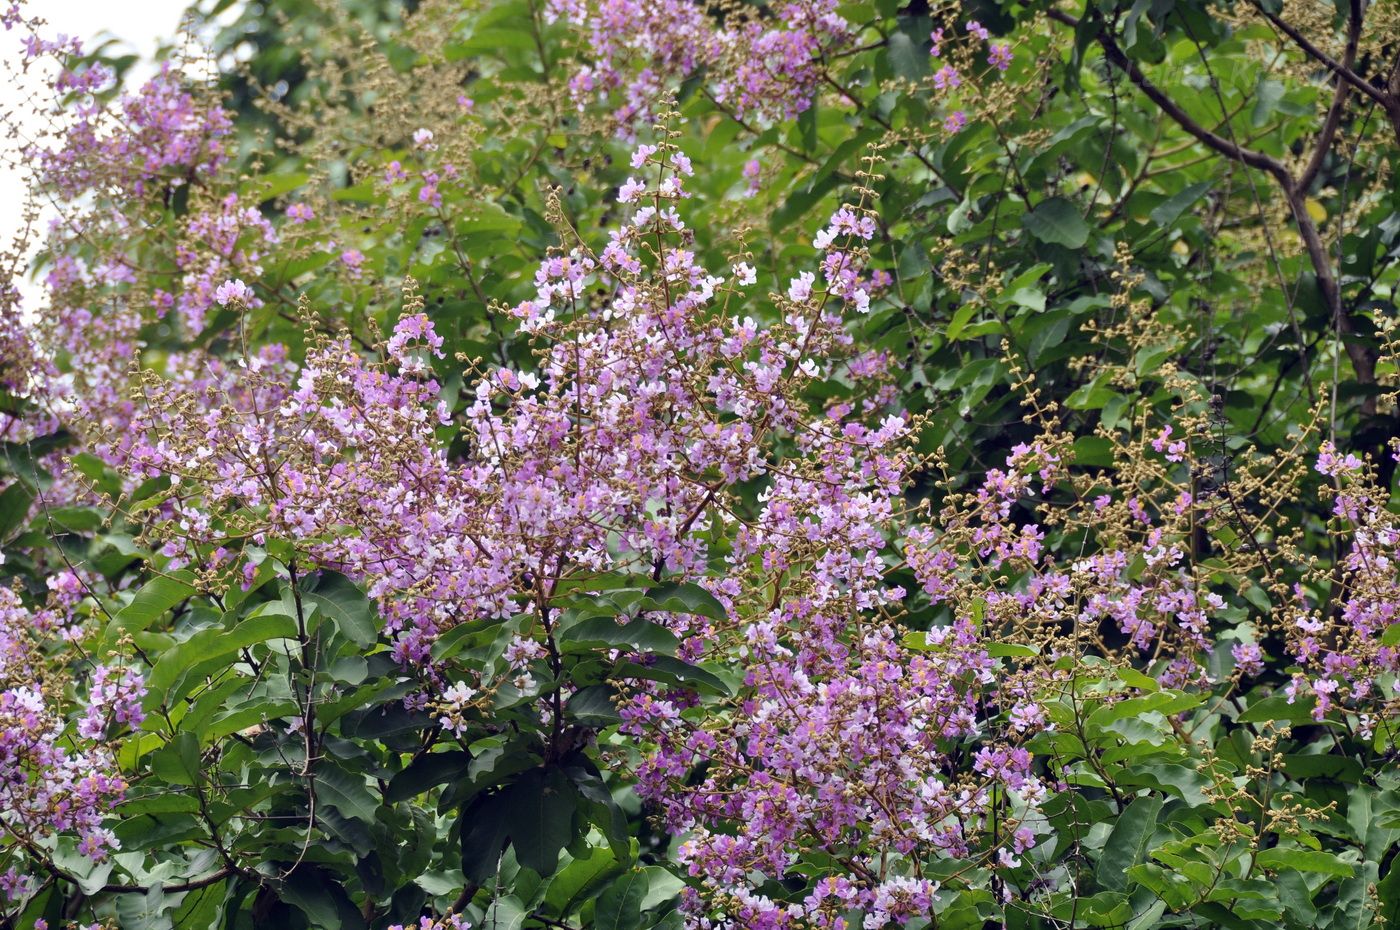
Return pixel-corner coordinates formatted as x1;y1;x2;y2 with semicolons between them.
174;195;277;332
547;0;851;130
927;19;1019;134
1279;444;1400;722
29;60;231;201
0;590;129;874
388;916;471;930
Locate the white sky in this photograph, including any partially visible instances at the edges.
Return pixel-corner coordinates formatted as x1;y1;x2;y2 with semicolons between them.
1;0;194;303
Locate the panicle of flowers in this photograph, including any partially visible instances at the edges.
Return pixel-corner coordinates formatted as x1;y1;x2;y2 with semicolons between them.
547;0;851;132
176;194;276;332
76;664;147;739
433;680;481;737
0;590;130;884
1278;443;1400;720
924;18;1018;134
24;47;231;201
388;916;471;930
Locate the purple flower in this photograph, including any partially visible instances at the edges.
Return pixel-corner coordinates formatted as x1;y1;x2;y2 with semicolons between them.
933;65;961;91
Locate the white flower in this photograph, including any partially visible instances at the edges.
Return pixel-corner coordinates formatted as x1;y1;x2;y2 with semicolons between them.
412;128;436;150
443;681;477;705
732;262;757;286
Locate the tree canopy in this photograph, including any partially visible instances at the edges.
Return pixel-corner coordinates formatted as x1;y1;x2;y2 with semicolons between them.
1;0;1399;927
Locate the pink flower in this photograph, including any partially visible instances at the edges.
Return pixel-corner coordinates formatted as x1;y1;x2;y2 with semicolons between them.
213;278;252;306
742;158;762;196
341;249;366;278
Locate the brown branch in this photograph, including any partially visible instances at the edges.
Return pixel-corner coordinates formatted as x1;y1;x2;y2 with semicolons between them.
1047;6;1379;403
1046;9;1289;182
1297;0;1363;192
1248;0;1389;110
100;868;236;895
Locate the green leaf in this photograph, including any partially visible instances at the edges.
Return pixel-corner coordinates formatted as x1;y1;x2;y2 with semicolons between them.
596;868;649;930
1252;77;1285;128
482;895;527;930
641;582;727;621
1022;197;1090;249
103;573;198;649
314;763;380;823
461;791;513;883
149;732;202;786
543;842;624;916
511;768;581;877
987;642;1038;658
1238;694;1318;725
566;685;622;726
1117;763;1212;807
0;480;34;538
302;570;379;647
118;793;201;817
1117;667;1160;692
464;767;583;882
386;750;470;803
1256;847;1355;879
253;171;309;201
614;655;730;695
885;30;926;82
560;615;679;655
1065;375;1116;410
170;879;226;928
1096;796;1162;891
143;612;297;707
1150;180;1212;228
280;864;368;930
637;866;684;911
1277;869;1317;926
1087;691;1202;730
1379;855;1400;926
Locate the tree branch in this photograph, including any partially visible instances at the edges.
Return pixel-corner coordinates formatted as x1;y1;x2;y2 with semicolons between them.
1047;6;1380;403
1046;9;1289;183
1297;0;1363;192
1249;0;1390;110
100;868;236;895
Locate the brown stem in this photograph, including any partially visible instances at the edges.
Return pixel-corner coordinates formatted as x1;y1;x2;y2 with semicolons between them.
1297;0;1363;193
1248;0;1388;109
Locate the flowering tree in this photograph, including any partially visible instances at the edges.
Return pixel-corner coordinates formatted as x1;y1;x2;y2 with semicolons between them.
2;0;1400;927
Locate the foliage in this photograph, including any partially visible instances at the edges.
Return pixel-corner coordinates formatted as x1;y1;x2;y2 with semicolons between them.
1;0;1399;927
